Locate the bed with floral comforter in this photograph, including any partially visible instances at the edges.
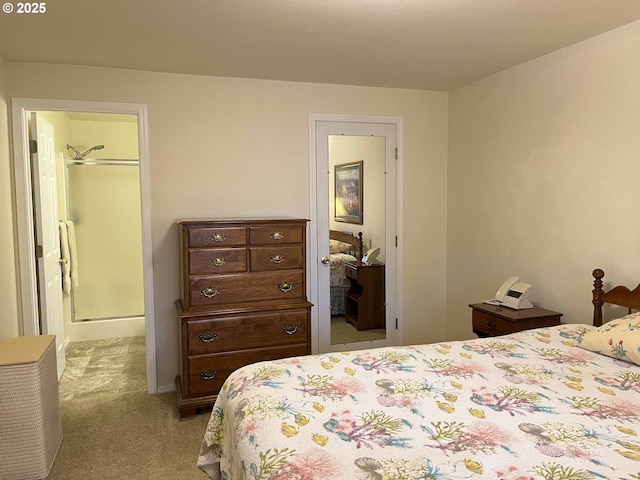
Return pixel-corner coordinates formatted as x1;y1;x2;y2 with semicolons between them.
197;320;640;479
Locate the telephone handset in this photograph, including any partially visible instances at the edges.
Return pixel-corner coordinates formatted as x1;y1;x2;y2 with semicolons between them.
362;247;380;265
484;276;534;309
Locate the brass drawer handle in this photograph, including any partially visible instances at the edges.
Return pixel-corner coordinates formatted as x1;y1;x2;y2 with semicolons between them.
200;287;220;298
278;282;294;293
271;254;284;264
198;331;218;343
199;370;218;381
212;257;226;267
486;320;496;330
211;233;226;243
282;324;299;335
271;231;284;240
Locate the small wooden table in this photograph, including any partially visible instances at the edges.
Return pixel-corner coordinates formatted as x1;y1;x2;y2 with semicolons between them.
469;302;562;337
345;261;385;330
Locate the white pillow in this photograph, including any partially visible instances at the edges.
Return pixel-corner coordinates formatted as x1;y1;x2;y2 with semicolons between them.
329;239;352;254
577;312;640;365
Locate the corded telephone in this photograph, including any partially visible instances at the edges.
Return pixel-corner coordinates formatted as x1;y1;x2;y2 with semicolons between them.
484;276;533;309
362;247;380;265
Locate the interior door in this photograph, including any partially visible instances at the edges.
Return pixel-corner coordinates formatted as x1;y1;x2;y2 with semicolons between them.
315;120;398;353
31;112;65;379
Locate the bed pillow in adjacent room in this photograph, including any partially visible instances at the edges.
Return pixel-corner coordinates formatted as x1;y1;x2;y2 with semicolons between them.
329;239;352;254
578;311;640;365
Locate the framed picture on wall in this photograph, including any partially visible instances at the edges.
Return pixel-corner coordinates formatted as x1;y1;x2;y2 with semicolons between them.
334;161;363;224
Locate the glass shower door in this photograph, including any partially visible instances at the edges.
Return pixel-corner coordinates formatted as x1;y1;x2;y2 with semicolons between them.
67;162;144;321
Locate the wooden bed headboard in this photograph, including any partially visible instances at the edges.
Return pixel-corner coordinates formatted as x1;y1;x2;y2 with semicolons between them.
330;230;364;262
592;268;640;326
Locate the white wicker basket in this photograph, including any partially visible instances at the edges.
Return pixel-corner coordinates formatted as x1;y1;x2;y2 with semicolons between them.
0;335;63;480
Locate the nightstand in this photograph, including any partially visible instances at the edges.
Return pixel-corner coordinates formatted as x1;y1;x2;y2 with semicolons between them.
469;303;562;337
345;261;385;330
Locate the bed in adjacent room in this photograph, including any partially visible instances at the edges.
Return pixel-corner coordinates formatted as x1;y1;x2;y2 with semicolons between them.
198;268;640;479
328;230;363;315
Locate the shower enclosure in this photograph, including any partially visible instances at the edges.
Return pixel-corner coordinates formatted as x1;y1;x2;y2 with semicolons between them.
65;157;145;339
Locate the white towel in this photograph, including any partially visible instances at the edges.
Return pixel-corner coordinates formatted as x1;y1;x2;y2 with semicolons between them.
59;222;71;294
66;220;79;290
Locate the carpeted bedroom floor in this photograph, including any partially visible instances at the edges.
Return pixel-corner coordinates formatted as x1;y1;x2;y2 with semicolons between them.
49;337;211;479
48;390;211;479
48;324;385;479
331;315;385;344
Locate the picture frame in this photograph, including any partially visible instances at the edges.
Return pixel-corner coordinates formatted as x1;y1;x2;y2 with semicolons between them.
334;161;363;224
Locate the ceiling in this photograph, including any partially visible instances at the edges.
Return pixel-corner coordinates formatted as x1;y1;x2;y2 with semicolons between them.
2;0;640;91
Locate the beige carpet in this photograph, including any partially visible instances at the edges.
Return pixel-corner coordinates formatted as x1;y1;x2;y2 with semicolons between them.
331;315;385;344
47;391;211;479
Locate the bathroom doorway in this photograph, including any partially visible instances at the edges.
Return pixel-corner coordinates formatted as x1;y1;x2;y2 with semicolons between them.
11;98;157;394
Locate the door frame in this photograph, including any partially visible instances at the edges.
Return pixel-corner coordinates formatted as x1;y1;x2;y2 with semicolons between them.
11;98;157;394
308;113;404;353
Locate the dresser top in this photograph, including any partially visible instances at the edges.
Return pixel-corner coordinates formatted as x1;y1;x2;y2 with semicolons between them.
176;218;309;226
469;302;562;320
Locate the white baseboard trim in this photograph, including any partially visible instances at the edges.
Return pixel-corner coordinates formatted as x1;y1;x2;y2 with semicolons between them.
156;383;176;394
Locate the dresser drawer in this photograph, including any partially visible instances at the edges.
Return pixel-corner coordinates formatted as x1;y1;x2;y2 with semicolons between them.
250;225;304;245
185;309;310;355
188;248;247;275
188;271;305;308
470;304;562;338
472;310;515;336
250;246;304;272
188;227;247;248
186;344;309;396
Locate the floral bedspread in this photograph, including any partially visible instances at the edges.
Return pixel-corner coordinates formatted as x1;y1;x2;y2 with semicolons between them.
197;324;640;479
329;253;356;286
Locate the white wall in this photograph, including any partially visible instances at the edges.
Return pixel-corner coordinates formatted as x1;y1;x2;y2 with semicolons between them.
0;57;20;340
447;20;640;340
4;64;449;390
70;116;138;160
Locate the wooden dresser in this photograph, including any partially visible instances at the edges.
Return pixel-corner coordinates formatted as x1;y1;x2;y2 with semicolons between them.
175;219;312;419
